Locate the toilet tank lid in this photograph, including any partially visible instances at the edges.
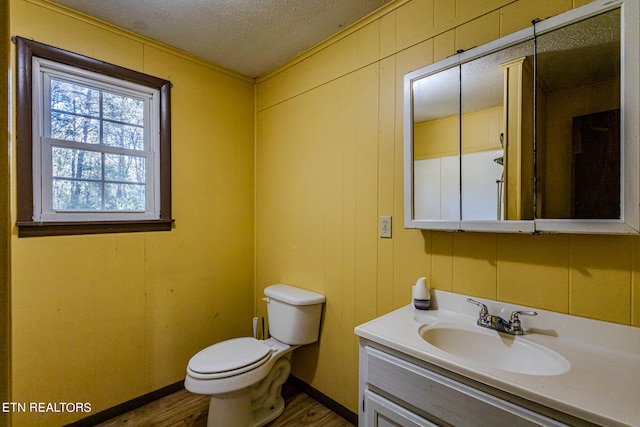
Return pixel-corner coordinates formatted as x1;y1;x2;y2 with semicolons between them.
264;284;325;305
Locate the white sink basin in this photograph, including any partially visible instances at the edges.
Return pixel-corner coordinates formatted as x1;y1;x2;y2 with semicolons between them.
419;325;570;376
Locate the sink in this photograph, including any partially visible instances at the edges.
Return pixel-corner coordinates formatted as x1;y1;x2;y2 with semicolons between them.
419;325;570;376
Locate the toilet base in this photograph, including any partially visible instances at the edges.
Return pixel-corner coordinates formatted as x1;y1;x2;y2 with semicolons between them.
252;395;285;426
206;394;285;427
204;356;291;427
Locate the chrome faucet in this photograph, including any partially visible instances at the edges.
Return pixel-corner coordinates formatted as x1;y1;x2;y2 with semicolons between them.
467;298;537;335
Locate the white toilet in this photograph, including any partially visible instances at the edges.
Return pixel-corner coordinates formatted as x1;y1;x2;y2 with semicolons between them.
185;284;325;427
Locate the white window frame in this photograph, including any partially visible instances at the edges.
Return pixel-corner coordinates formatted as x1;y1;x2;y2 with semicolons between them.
32;57;161;222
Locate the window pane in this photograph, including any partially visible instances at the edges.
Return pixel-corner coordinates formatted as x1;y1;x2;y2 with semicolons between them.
52;147;102;180
103;92;144;125
105;183;146;211
51;112;100;143
53;179;102;210
103;121;144;150
51;79;100;117
104;153;145;183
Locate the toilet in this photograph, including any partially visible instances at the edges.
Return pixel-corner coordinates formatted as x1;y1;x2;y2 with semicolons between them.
185;284;325;427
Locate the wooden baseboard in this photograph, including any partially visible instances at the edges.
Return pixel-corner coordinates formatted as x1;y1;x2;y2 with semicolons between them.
64;381;184;427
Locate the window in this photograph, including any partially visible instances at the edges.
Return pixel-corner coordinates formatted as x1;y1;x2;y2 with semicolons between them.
15;37;173;236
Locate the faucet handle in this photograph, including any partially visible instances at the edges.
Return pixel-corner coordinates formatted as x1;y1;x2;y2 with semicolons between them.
467;298;488;316
509;310;537;330
510;310;537;321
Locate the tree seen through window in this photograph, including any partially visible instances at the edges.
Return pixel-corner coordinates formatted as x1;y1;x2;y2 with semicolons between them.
49;78;146;212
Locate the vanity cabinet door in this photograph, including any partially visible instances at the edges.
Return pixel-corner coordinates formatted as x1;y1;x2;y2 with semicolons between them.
363;346;568;427
363;390;438;427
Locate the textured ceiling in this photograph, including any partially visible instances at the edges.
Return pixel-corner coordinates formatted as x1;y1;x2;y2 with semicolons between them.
49;0;392;78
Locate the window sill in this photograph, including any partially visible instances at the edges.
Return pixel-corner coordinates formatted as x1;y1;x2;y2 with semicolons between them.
16;219;175;237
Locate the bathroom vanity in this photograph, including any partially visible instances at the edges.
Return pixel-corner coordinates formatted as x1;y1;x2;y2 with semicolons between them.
354;291;640;426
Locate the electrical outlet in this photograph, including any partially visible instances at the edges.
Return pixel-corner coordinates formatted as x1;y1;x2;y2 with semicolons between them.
380;216;392;238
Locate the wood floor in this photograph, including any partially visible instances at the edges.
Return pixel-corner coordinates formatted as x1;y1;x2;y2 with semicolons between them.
95;383;355;427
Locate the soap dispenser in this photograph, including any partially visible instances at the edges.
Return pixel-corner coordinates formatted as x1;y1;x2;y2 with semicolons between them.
413;277;430;310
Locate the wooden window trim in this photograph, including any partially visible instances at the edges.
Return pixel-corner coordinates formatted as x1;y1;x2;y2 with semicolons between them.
15;36;173;237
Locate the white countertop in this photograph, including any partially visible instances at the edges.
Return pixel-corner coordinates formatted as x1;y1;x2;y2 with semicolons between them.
354;290;640;427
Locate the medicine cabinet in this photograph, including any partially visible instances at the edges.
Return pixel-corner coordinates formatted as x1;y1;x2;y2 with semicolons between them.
404;0;639;234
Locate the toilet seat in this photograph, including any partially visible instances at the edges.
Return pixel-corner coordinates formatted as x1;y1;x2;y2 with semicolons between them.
187;337;273;380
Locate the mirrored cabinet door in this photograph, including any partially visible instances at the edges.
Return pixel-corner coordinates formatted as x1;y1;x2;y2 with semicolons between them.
460;40;534;226
409;63;461;228
533;6;635;233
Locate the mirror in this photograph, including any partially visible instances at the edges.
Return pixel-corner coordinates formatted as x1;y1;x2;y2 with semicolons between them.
460;40;535;222
535;9;620;220
404;0;639;233
412;65;460;222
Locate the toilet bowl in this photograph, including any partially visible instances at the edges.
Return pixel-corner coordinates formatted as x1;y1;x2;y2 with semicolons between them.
185;284;325;427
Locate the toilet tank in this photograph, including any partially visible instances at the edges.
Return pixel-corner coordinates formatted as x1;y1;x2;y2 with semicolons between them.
264;284;325;345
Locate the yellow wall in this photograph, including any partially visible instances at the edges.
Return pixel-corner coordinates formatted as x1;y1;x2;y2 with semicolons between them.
543;78;620;218
414;114;460;159
8;0;255;425
1;1;11;425
255;0;640;415
414;105;503;160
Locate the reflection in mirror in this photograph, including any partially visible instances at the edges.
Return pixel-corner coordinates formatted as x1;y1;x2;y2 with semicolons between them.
536;9;621;219
460;40;534;221
412;66;460;220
